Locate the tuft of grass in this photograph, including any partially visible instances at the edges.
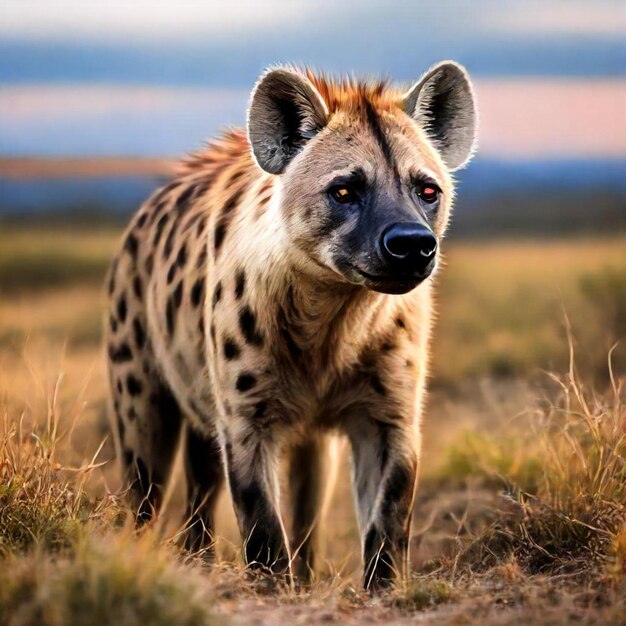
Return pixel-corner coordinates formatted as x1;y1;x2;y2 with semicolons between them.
450;347;625;578
395;577;453;611
0;536;219;626
0;384;122;556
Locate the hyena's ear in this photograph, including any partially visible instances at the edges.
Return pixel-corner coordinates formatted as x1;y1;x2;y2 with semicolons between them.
403;61;477;170
247;67;328;174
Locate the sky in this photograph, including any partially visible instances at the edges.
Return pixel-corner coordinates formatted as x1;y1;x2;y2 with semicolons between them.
0;0;625;158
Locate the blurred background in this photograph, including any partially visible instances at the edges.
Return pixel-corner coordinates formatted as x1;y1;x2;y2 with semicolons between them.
1;0;625;233
0;0;625;583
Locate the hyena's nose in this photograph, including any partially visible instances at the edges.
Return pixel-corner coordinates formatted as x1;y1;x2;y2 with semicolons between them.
380;222;437;273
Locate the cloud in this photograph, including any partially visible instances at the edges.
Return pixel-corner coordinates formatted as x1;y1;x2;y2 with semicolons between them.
477;0;626;37
2;0;624;45
0;0;319;42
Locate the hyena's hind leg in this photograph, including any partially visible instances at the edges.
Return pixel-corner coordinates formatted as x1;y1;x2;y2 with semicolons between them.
287;434;338;581
182;425;224;555
108;351;184;525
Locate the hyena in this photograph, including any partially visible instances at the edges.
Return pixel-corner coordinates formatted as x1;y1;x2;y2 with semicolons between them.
106;60;477;590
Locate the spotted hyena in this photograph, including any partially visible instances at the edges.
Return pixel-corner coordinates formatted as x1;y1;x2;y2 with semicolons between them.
106;60;477;589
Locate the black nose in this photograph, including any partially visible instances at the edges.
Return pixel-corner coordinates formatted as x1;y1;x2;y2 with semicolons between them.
380;222;437;273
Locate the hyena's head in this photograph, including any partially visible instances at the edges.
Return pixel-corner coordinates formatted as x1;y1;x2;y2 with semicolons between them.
247;61;477;295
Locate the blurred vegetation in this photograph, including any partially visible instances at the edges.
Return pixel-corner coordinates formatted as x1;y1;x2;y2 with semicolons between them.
1;226;625;387
0;226;118;295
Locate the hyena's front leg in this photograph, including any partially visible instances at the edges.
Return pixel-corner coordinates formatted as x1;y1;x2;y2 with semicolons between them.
220;424;290;575
347;418;418;591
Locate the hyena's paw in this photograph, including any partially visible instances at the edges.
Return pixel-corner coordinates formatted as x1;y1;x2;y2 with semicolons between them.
244;562;292;594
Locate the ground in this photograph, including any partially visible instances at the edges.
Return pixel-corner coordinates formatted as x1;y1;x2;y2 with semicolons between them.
0;226;624;625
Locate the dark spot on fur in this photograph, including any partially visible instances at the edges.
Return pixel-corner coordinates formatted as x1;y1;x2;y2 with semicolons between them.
167;262;177;284
149;200;167;225
196;247;207;269
136;212;147;228
109;342;133;363
214;186;245;256
128;407;137;421
164;219;179;258
196;216;207;236
214;219;227;252
223;337;241;360
166;298;175;335
153;214;168;247
173;282;183;309
227;169;244;187
210;323;216;345
395;316;406;329
406;359;413;368
212;281;222;308
124;232;138;259
239;306;264;347
126;374;143;396
152;181;181;207
117;294;127;322
235;270;246;300
236;373;257;392
109;315;118;333
176;244;187;268
133;318;145;348
251;401;267;420
175;183;196;211
190;278;204;308
255;193;271;219
116;379;123;394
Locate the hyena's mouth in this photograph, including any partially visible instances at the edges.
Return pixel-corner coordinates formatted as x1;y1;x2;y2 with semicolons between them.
347;264;433;295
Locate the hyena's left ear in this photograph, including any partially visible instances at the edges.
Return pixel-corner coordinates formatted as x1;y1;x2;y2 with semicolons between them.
247;67;329;174
403;61;477;170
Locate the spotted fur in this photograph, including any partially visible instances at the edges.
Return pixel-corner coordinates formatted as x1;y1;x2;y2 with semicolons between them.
106;61;477;590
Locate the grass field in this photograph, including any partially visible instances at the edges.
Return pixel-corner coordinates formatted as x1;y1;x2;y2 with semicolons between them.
0;226;625;625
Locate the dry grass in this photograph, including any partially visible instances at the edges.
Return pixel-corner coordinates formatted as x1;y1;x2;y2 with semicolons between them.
0;227;625;624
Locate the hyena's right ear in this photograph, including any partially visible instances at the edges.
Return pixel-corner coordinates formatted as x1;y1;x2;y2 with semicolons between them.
247;67;328;174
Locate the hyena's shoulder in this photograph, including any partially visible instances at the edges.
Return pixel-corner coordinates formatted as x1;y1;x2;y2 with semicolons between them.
109;129;262;281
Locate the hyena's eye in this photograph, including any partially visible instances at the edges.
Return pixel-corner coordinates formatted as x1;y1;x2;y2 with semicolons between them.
416;183;440;204
329;185;359;205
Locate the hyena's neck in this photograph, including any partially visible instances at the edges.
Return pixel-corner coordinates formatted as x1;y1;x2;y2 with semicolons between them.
250;235;387;358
